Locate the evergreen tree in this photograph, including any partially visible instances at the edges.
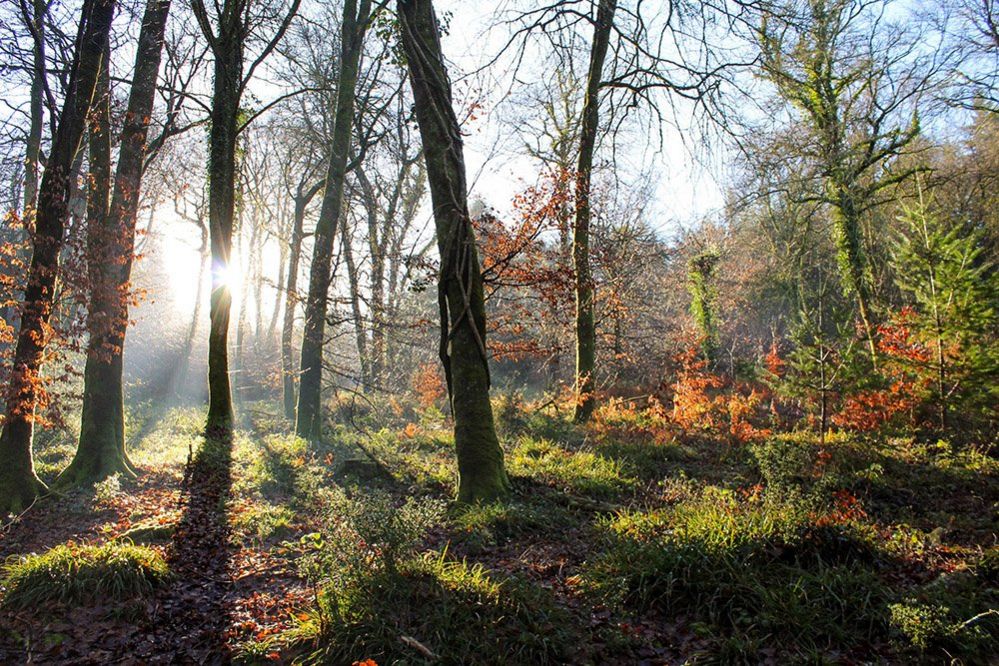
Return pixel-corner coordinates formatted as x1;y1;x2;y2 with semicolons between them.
892;192;999;435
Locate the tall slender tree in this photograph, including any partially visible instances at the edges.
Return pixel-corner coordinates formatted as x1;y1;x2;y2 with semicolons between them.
398;0;510;503
191;0;300;434
296;0;379;438
0;0;117;514
572;0;616;422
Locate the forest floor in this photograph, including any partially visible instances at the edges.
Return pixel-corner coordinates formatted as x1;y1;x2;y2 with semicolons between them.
0;396;996;664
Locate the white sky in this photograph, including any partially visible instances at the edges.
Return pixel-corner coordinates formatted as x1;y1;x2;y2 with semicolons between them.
435;0;727;239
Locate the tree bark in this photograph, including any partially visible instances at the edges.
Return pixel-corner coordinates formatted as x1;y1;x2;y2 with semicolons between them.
828;177;878;368
0;0;117;513
23;0;46;216
296;0;371;439
282;179;321;421
572;0;616;423
195;1;245;433
59;0;172;488
399;0;510;503
340;211;370;388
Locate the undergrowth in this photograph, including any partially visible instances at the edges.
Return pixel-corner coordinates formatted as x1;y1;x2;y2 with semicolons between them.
1;542;170;610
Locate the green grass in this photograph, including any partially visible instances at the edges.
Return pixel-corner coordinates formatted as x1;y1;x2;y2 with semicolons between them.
298;553;573;665
232;502;297;544
507;436;636;499
1;542;170;610
580;481;998;660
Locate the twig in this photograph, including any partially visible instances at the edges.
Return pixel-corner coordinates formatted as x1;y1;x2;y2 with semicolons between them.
400;635;438;659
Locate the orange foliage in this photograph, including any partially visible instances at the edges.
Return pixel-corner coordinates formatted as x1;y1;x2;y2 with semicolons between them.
833;309;927;432
814;490;867;527
411;362;446;409
668;346;771;444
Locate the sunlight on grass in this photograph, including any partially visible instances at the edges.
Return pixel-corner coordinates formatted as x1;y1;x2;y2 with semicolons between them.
1;542;170;610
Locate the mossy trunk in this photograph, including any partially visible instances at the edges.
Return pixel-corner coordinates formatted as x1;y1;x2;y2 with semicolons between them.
829;179;878;368
297;0;370;439
62;0;172;488
204;20;243;433
572;0;616;423
399;0;510;504
0;0;116;514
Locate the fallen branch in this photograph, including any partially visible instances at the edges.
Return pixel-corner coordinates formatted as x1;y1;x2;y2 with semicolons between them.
400;635;437;659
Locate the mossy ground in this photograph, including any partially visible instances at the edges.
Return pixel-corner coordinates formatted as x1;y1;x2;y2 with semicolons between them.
1;396;995;663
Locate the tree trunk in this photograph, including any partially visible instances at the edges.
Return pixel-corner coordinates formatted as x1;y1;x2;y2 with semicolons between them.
340;212;370;388
60;0;172;488
829;179;878;368
357;167;385;386
399;0;510;503
23;0;46;215
204;21;243;433
268;229;287;343
572;0;616;423
296;0;371;439
282;181;321;421
0;0;117;513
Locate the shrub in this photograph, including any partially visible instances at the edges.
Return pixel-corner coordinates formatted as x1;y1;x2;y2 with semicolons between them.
92;473;124;510
2;542;170;610
298;489;446;592
289;489;571;663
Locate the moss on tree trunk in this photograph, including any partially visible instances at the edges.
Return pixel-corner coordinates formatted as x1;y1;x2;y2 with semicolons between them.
0;0;116;513
399;0;510;504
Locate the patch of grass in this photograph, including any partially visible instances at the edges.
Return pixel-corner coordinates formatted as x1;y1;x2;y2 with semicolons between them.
284;488;572;662
130;406;206;468
581;480;998;661
240;434;322;505
508;437;636;499
1;542;170;610
300;553;573;665
449;498;573;551
355;427;456;493
233;502;296;544
580;487;891;658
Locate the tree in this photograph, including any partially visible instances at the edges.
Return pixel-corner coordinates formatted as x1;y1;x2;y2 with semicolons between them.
296;0;381;439
892;190;998;433
688;249;721;364
191;0;300;434
398;0;510;503
0;0;117;514
756;0;940;366
572;0;615;423
58;0;173;488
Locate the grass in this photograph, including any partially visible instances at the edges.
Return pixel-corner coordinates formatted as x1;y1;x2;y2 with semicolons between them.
5;396;997;663
297;553;574;665
507;436;636;499
1;542;170;610
579;481;997;660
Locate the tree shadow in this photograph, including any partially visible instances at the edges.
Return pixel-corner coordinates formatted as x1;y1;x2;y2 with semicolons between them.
136;425;235;663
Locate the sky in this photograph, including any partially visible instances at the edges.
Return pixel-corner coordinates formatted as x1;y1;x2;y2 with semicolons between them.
434;0;728;239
